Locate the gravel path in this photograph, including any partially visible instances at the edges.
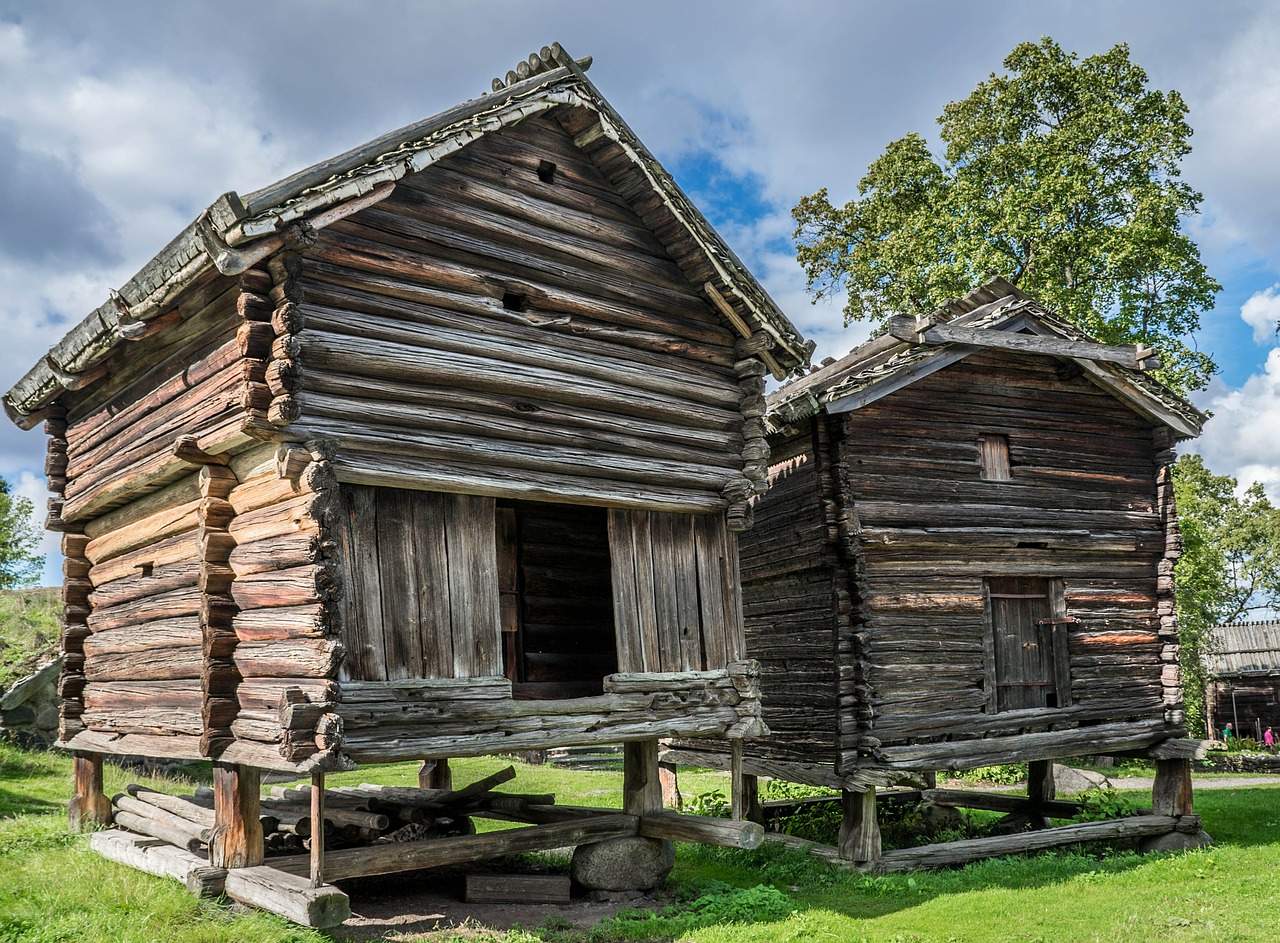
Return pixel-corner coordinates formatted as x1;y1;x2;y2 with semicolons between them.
1109;773;1280;791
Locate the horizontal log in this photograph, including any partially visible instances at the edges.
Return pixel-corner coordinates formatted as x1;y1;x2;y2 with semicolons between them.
269;814;640;882
231;567;330;611
125;786;217;828
89;561;201;610
235;639;343;678
89;531;201;588
229;531;324;577
84;500;202;565
83;646;203;682
223;867;350;929
638;812;764;849
89;829;211;886
112;809;204;853
923;789;1082;818
233;604;330;641
339;677;512;702
874;815;1177;872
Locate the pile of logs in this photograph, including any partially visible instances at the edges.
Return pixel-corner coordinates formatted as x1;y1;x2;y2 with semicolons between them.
107;766;550;857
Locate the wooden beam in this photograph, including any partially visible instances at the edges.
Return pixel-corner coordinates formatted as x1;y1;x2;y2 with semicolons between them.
639;811;764;849
309;771;324;888
886;316;1157;370
69;752;112;831
624;740;662;815
703;283;785;379
925;788;1081;820
1152;758;1194;816
269;815;640;882
838;788;880;863
223;867;350;929
875;815;1177;872
210;763;264;869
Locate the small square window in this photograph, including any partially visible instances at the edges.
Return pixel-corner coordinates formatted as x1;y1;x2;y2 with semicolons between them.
978;434;1011;481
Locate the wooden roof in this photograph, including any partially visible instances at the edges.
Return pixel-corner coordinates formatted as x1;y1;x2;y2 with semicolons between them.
1204;622;1280;679
770;277;1206;439
5;43;811;427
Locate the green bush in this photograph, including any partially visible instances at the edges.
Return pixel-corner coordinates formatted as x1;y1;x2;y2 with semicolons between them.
954;763;1026;785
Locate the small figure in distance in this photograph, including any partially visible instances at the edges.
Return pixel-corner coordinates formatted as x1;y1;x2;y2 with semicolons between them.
1222;722;1234;742
1265;726;1275;749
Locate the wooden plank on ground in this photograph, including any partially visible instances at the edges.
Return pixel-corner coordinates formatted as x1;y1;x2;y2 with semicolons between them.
463;873;571;904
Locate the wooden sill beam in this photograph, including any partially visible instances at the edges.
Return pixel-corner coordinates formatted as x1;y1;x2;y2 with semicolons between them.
886;316;1158;370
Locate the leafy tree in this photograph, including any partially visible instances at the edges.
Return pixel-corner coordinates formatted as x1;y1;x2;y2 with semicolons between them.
0;478;43;590
794;37;1220;395
1172;454;1280;735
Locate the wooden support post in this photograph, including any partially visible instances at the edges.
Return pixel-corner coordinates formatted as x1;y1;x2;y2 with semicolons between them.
623;739;661;815
309;771;324;888
420;758;452;791
69;751;112;831
741;773;764;826
1027;759;1055;829
1152;758;1194;816
658;760;682;810
1028;760;1056;802
730;738;745;821
838;787;881;863
210;763;264;869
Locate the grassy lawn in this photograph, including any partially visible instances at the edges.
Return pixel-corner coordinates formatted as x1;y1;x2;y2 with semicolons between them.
0;588;61;690
1;741;1278;942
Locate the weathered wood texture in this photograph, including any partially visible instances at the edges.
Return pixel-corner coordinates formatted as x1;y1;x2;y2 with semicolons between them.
336;484;499;682
58;274;248;521
335;664;763;764
736;350;1182;779
731;424;839;764
609;508;743;674
281;115;753;512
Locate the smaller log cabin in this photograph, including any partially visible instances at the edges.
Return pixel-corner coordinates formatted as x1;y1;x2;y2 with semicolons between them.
3;44;811;922
1204;621;1280;741
665;278;1209;864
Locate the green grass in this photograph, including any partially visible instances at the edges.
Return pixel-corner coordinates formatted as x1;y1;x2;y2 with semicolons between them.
1;740;1278;943
0;587;61;690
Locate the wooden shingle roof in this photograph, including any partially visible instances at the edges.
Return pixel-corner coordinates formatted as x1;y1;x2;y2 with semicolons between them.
5;43;811;427
770;277;1205;439
1204;622;1280;679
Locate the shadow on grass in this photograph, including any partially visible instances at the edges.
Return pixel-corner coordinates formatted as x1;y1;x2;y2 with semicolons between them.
0;784;63;818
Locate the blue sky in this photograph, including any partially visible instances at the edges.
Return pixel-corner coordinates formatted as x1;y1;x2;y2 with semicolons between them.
2;1;1279;583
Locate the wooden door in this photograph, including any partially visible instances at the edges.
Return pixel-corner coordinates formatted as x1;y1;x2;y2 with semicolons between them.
987;576;1054;711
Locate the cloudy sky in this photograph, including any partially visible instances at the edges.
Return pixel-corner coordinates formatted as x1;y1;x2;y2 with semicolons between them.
2;1;1279;582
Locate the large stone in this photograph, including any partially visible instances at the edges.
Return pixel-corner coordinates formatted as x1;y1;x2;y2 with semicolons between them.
1138;829;1213;853
35;704;60;731
570;836;674;891
1;705;36;726
1053;764;1111;795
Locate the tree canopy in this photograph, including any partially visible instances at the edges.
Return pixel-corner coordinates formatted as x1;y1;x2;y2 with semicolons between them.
793;37;1220;394
1171;454;1280;735
0;478;43;591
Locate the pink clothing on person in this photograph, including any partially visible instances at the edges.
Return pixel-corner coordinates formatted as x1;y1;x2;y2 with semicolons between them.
1266;728;1275;747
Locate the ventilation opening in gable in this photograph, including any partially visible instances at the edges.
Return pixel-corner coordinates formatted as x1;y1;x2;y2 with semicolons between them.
536;159;557;183
502;291;528;312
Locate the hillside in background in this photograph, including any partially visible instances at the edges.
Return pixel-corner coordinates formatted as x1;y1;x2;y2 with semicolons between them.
0;587;61;689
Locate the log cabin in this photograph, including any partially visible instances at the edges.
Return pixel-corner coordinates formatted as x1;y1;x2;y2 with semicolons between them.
3;44;811;923
1204;621;1280;741
663;278;1211;866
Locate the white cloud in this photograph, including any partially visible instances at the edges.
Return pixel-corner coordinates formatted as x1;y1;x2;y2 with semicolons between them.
1193;346;1280;502
1240;286;1280;345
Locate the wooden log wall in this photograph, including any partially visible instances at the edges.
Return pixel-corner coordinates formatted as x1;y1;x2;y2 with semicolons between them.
226;443;344;762
78;469;207;751
58;269;249;522
334;663;763;764
1205;680;1280;737
1153;426;1184;726
834;352;1173;770
274;114;757;513
608;509;744;675
733;421;840;766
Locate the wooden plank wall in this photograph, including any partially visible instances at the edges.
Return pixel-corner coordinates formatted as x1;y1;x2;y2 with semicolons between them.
736;421;839;765
336;484;500;683
275;115;745;512
1206;681;1280;738
839;351;1169;767
608;509;743;675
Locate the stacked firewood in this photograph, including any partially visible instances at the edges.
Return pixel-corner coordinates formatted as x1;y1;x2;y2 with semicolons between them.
108;766;552;856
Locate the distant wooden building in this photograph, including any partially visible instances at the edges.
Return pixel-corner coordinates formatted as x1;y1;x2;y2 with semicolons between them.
4;45;810;923
665;279;1210;866
1204;622;1280;740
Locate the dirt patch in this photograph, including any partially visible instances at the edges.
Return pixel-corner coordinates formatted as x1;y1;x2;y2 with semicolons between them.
331;861;672;941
